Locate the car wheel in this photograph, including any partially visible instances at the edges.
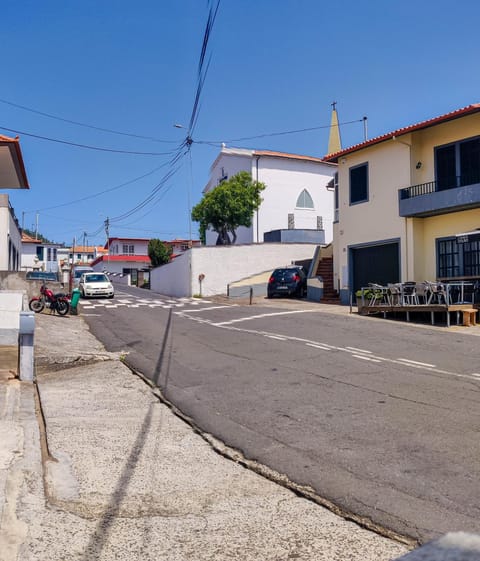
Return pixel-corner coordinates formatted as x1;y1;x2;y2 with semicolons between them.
108;294;114;299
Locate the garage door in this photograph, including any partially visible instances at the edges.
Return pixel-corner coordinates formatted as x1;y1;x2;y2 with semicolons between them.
351;242;400;292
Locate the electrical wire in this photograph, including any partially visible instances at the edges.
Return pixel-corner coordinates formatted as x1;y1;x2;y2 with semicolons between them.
0;97;179;144
195;118;365;144
0;125;179;156
101;144;188;224
187;0;221;137
22;156;183;213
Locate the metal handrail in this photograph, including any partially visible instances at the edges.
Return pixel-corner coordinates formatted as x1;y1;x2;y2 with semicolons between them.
399;174;480;200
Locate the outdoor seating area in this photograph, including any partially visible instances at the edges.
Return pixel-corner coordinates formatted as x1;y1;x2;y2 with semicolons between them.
357;280;480;327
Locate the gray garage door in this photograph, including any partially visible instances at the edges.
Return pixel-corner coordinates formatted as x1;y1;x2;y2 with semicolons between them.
351;242;400;292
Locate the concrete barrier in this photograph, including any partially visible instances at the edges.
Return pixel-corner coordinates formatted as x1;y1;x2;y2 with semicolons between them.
0;291;23;345
394;533;480;561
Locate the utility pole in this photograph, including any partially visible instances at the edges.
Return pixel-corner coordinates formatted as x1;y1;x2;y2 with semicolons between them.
35;212;39;240
363;116;368;141
104;218;110;272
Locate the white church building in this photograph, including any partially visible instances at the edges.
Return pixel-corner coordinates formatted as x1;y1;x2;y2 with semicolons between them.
203;147;337;246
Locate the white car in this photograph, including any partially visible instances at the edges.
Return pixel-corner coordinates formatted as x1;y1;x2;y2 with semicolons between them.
79;272;114;299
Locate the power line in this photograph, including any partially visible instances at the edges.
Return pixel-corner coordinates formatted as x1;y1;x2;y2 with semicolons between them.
22;158;180;213
195;118;365;144
0;97;179;144
187;0;221;137
0;124;180;156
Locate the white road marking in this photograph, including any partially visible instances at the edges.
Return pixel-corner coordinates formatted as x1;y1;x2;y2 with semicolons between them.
176;305;235;313
266;335;287;341
346;346;373;354
306;343;331;351
397;358;436;368
352;354;382;363
212;309;317;327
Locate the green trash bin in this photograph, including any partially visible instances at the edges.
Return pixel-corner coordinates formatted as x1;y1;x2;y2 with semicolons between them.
70;288;81;315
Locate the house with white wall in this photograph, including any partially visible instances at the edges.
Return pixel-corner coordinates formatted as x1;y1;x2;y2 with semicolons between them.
323;104;480;304
91;237;151;286
0;134;29;271
57;244;107;267
21;232;62;273
203;147;337;246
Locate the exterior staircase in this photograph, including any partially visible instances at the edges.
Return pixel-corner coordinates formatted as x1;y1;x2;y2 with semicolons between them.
315;256;340;303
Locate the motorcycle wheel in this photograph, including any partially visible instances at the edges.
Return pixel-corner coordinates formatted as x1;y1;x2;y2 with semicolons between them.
29;298;45;313
56;300;70;316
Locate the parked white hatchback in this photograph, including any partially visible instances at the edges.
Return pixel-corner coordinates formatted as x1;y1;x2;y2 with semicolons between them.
79;272;114;298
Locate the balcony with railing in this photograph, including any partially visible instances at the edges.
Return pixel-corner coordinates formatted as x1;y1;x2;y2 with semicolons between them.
399;174;480;217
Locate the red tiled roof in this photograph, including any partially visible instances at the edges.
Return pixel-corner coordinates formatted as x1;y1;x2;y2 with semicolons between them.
0;134;30;188
21;232;41;243
253;149;336;165
90;254;151;267
323;104;480;162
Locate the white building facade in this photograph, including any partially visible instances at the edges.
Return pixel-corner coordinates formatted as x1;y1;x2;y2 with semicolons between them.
0;195;22;270
203;148;337;246
0;134;29;271
20;233;62;273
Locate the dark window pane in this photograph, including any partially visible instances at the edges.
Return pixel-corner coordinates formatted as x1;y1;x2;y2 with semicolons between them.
460;138;480;186
436;145;456;190
350;164;368;204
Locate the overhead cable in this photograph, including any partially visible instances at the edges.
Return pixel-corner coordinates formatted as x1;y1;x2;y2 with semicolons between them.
0;125;179;156
22;156;183;213
196;118;365;144
0;97;179;144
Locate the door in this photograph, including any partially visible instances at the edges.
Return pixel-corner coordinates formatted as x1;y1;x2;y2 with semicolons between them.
351;242;400;292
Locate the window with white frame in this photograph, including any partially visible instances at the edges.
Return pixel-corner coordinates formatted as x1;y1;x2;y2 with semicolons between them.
122;244;135;255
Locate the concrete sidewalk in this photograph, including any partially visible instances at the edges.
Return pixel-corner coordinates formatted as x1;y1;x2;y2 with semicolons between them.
2;308;480;559
0;312;414;560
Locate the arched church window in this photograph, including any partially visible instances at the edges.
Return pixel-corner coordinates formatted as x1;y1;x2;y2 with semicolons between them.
296;189;314;209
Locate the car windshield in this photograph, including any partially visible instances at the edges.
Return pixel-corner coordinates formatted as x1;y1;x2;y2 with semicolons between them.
271;268;300;280
74;269;92;279
84;274;109;283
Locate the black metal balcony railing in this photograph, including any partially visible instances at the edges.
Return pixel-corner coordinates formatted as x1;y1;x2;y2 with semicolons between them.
400;174;480;200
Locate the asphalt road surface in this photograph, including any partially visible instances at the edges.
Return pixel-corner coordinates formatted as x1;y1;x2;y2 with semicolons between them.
82;285;480;544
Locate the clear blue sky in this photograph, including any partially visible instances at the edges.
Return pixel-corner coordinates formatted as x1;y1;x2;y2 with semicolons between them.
3;0;480;246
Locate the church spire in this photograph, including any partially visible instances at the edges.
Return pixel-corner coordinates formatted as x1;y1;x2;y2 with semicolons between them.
327;101;342;155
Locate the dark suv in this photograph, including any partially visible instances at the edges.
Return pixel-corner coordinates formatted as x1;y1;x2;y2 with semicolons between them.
267;266;307;298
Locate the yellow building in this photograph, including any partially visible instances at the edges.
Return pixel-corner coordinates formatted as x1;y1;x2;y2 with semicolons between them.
323;104;480;304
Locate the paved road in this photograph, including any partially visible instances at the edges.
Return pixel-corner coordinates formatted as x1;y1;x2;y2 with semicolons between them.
82;285;480;544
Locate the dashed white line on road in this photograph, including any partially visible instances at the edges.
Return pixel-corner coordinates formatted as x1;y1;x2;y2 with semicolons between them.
266;335;287;341
352;354;382;363
346;346;373;354
306;343;332;351
397;358;436;368
212;309;317;326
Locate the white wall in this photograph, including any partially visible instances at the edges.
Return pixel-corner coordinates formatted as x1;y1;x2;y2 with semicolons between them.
202;149;335;246
255;156;335;243
109;239;149;256
150;243;319;297
0;194;22;271
150;251;192;297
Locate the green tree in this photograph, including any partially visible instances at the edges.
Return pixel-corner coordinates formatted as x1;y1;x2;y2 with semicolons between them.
191;171;265;245
148;239;173;267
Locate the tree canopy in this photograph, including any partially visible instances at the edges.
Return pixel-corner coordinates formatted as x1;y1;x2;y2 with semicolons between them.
191;171;265;245
148;239;173;267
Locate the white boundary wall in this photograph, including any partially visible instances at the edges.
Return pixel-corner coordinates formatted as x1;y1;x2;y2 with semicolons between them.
150;243;318;297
